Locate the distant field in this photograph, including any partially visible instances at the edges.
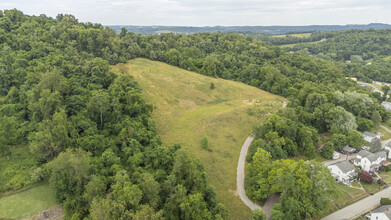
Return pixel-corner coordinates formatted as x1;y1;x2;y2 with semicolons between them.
272;33;312;38
0;184;57;219
112;58;286;220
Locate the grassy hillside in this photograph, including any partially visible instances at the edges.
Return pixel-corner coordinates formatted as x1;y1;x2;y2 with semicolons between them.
0;184;56;219
112;58;286;219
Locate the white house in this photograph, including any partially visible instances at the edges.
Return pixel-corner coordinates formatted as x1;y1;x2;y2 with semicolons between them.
363;131;381;143
328;161;357;183
368;205;391;220
385;142;391;158
354;150;387;172
382;101;391;112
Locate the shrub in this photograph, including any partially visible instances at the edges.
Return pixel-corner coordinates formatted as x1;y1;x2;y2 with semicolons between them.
359;171;373;183
30;167;47;183
209;83;215;89
201;136;212;152
381;197;391;205
250;209;266;220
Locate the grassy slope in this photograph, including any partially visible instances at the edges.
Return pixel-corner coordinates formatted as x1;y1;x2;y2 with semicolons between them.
111;58;286;219
0;184;56;219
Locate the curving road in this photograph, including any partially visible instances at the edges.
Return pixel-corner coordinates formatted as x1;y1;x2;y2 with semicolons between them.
236;101;287;217
357;81;384;95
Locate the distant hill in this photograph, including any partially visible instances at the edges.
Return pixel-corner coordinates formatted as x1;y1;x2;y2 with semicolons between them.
108;23;391;35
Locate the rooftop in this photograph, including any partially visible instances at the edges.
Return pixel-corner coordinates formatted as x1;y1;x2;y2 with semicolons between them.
372;205;391;219
363;131;377;138
329;161;355;173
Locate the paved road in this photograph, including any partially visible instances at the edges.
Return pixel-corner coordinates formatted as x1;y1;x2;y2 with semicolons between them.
236;135;262;211
357;81;384;95
322;187;391;220
236;101;287;218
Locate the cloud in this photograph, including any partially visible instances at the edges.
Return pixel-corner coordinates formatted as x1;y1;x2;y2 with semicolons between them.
2;0;391;25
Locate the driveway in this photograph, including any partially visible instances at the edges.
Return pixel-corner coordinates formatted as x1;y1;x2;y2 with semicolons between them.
236;101;286;218
357;81;384;95
323;153;357;166
322;186;391;220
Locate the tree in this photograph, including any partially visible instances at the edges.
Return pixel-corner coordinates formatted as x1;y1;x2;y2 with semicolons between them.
321;142;334;159
347;130;364;149
357;117;374;131
382;86;390;99
330;133;347;150
369;138;382;153
88;90;110;129
371;111;382;126
250;209;267;220
0;116;19;159
209;82;215;90
48;149;91;203
305;93;327;112
326;106;357;133
359;171;373;183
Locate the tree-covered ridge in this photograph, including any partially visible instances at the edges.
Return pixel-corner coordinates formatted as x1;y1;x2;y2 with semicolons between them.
254;29;391;82
0;9;225;219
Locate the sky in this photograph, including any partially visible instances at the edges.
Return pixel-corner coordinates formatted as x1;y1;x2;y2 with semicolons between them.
1;0;391;26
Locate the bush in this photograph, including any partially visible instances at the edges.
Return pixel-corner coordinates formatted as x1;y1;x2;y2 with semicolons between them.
201;136;212;152
321;142;334;159
30;167;47;183
250;209;266;220
209;83;215;89
359;171;373;183
381;197;391;205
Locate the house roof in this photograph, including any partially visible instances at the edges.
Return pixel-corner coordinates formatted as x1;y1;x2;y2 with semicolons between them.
382;101;391;106
375;151;387;159
381;160;391;166
329;161;355;173
355;158;361;163
358;150;371;157
373;205;391;219
363;131;377;137
367;154;379;163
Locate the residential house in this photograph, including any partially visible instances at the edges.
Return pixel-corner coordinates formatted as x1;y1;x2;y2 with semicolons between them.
354;150;387;172
363;131;381;143
382;101;391;112
328;161;357;183
385;141;391;158
368;205;391;220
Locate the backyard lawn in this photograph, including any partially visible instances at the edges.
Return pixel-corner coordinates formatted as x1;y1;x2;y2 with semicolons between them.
0;184;57;219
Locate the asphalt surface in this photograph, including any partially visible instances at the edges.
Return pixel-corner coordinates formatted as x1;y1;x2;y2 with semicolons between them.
321;186;391;220
236;101;286;218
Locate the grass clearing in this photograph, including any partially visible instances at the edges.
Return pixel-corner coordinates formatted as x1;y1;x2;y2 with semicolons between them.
272;33;312;38
0;184;57;219
111;58;286;220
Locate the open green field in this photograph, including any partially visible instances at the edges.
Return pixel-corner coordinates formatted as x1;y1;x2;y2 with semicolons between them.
0;184;57;219
272;33;312;38
111;58;287;220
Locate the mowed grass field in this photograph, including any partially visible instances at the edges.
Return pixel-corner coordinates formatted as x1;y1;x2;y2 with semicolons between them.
112;58;287;219
0;184;56;219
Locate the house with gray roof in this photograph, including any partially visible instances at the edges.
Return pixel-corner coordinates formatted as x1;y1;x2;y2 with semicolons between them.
363;131;381;143
354;150;387;172
328;161;357;183
382;101;391;112
368;205;391;220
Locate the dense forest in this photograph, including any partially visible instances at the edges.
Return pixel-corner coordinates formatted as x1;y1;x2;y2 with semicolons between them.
1;9;390;219
256;29;391;82
0;10;226;219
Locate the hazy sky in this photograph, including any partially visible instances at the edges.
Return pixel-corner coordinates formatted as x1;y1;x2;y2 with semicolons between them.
1;0;391;26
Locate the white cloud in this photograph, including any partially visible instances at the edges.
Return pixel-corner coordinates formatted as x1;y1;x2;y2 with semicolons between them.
2;0;391;25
